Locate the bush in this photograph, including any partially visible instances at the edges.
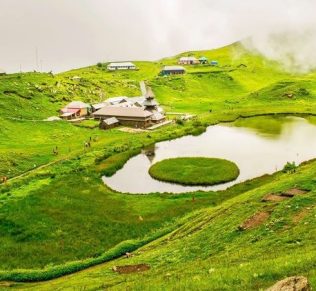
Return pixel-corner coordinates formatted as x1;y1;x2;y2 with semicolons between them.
297;88;309;96
176;119;184;126
282;161;297;173
96;149;141;177
192;120;201;127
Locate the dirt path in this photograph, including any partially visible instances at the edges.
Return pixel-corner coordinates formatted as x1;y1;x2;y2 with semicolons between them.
3;116;48;122
113;263;150;274
3;147;88;184
139;80;147;96
5;157;68;183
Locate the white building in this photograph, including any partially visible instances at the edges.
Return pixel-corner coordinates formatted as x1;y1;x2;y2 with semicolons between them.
107;62;137;71
178;57;199;65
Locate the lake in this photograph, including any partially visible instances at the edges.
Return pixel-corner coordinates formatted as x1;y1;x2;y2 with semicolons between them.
103;116;316;194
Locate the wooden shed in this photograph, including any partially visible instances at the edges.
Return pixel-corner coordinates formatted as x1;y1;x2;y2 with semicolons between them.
178;57;199;65
99;117;119;130
160;66;185;76
107;62;136;71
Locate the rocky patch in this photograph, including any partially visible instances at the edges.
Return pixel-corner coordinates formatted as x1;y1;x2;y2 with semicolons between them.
266;276;311;291
112;264;150;274
262;194;288;202
281;188;309;198
239;211;270;230
262;188;309;202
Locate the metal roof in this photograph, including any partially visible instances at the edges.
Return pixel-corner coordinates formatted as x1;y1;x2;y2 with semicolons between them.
94;107;153;118
92;102;107;110
151;112;165;121
179;57;197;61
61;111;77;117
107;96;128;104
66;101;90;109
107;62;136;67
128;96;145;105
103;117;119;125
61;108;80;114
163;66;186;71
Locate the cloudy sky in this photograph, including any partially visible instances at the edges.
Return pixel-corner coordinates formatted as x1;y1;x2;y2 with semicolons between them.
0;0;316;73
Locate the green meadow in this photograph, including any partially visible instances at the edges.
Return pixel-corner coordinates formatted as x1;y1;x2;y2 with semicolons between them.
1;42;316;289
149;157;239;186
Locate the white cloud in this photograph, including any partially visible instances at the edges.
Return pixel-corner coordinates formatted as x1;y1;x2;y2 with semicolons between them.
0;0;315;73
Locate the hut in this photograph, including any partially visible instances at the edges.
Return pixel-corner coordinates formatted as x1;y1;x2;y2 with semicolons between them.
93;107;153;128
60;101;90;119
178;57;199;65
60;109;80;120
107;96;128;105
91;102;107;112
99;117;119;130
199;57;208;64
107;62;136;71
160;66;185;76
151;112;166;124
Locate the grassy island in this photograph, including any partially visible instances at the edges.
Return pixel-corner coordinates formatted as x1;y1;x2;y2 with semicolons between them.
149;157;240;186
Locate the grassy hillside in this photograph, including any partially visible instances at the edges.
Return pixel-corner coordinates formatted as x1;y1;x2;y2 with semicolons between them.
2;42;316;180
1;42;316;289
13;158;316;290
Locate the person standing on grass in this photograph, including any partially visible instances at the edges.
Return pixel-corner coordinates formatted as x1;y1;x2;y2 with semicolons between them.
84;142;88;152
53;146;59;156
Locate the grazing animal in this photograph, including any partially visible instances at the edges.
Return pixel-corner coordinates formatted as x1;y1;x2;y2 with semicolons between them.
125;252;134;258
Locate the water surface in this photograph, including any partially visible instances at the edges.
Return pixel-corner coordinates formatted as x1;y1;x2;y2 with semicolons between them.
103;116;316;194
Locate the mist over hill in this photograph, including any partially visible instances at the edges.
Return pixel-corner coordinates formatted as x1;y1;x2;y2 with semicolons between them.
1;0;315;73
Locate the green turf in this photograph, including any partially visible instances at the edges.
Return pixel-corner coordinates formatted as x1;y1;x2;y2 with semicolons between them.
1;41;316;289
11;158;316;290
149;157;239;186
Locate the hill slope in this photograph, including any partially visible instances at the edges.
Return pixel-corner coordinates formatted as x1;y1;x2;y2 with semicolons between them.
14;158;316;290
1;42;316;289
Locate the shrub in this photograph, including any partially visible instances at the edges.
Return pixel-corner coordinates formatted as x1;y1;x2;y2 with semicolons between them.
192;119;202;127
282;161;297;173
176;119;184;126
96;149;141;177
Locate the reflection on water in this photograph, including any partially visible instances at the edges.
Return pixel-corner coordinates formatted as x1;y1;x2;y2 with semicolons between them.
229;115;295;137
142;144;156;163
103;116;316;194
